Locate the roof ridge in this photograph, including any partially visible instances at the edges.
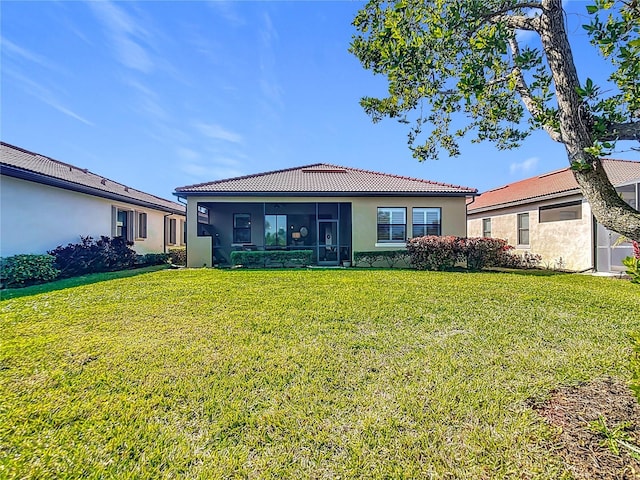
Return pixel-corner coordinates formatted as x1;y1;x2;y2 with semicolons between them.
175;162;477;193
175;163;328;190
311;163;476;191
1;142;184;209
1;141;91;175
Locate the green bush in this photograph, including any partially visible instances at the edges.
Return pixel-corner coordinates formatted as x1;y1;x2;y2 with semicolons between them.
406;236;464;271
230;250;313;268
464;237;511;270
353;250;409;268
168;247;186;266
622;240;640;284
631;333;640;402
0;254;60;288
136;253;170;266
49;236;138;278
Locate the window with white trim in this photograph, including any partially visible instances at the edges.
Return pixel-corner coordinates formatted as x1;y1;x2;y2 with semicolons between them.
517;213;529;246
137;212;147;239
412;208;441;237
539;201;582;222
482;218;491;238
377;207;406;242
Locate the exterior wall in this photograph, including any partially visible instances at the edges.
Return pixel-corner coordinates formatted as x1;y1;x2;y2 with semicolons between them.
350;196;467;252
185;194;469;267
0;175;184;257
468;194;593;271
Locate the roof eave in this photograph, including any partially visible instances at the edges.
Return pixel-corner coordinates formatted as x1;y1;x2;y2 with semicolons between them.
173;190;476;198
467;189;582;214
2;165;185;215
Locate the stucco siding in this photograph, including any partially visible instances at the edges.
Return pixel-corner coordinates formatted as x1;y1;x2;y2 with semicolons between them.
1;175;183;256
468;195;593;271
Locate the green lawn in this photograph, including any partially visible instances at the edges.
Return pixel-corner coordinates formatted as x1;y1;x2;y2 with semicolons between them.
1;269;638;479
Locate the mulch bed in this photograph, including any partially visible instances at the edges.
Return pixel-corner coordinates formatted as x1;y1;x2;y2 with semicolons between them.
535;378;640;479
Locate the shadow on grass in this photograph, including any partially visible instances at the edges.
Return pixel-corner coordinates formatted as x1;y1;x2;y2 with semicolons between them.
0;265;172;301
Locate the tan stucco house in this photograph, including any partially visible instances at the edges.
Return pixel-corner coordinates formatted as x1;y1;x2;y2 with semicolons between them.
174;164;477;267
0;142;185;257
467;159;640;272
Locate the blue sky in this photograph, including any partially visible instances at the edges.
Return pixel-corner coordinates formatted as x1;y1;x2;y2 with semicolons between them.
2;1;638;200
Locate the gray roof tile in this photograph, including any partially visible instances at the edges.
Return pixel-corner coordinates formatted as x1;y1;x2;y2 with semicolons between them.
1;142;184;214
175;163;477;195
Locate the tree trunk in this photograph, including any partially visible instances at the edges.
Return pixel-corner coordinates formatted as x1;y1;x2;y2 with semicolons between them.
539;0;640;242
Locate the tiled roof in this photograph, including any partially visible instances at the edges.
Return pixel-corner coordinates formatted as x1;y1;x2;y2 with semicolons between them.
175;163;477;196
1;142;185;214
468;159;640;213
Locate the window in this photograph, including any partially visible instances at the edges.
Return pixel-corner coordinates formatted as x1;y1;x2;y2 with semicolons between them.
197;204;213;237
377;207;406;242
482;218;492;238
182;220;186;244
412;208;441;237
137;212;147;239
539;201;582;223
168;218;177;245
112;207;133;241
517;213;529;246
265;214;287;247
233;213;251;243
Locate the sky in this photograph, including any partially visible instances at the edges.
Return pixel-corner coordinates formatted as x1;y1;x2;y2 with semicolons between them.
1;1;638;201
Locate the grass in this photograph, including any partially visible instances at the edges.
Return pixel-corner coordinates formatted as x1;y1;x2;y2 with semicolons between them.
1;268;639;479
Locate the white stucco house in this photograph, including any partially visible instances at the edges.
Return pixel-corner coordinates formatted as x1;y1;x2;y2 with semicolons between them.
467;159;640;272
0;142;185;257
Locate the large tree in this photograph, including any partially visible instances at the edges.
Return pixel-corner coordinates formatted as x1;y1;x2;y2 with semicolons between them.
351;0;640;241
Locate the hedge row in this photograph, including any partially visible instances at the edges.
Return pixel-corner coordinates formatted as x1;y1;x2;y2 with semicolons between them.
353;250;409;268
230;250;313;268
405;236;541;271
1;236;170;289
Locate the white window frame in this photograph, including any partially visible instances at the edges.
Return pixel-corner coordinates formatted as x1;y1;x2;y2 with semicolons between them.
412;207;441;237
376;207;407;244
482;218;492;238
517;213;530;246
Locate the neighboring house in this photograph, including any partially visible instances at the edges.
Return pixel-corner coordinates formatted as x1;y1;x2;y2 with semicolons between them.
467;159;640;272
174;163;477;267
0;142;186;257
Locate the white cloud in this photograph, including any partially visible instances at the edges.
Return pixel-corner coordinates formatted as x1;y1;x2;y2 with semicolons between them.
0;36;64;72
510;156;539;175
206;1;245;28
194;122;243;144
89;1;154;73
4;68;93;126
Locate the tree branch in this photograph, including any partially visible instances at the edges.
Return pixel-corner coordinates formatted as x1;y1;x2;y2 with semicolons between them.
601;121;640;142
492;13;541;31
507;36;562;142
482;1;542;18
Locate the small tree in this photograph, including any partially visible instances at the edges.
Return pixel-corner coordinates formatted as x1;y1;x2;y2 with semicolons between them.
351;0;640;241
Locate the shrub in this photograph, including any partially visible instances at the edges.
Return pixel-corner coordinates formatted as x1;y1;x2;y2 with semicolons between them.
464;237;511;271
353;250;408;268
136;253;170;266
168;247;186;266
49;236;138;278
622;241;640;284
0;254;60;288
496;250;543;269
406;236;465;271
230;250;313;268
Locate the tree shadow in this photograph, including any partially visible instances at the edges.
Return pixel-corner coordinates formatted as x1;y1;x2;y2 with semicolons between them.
0;265;171;301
